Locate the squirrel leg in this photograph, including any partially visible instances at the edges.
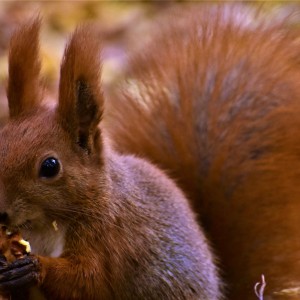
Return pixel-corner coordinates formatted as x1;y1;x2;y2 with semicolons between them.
36;255;111;300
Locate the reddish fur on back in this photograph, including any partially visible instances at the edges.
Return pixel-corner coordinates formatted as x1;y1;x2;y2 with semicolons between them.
107;6;300;299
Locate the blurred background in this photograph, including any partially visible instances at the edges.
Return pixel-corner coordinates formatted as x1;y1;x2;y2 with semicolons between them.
0;1;299;124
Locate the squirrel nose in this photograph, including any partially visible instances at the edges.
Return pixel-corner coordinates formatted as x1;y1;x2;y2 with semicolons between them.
0;212;9;224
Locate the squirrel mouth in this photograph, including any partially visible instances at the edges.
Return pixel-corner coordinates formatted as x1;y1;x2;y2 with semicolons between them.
8;220;32;232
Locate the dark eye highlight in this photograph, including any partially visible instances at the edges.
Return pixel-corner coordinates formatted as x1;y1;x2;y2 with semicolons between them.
39;157;60;178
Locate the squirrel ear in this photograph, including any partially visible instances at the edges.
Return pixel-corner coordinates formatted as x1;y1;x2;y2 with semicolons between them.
57;25;103;153
7;17;42;118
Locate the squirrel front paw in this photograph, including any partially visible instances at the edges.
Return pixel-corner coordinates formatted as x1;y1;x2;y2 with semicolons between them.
0;255;40;290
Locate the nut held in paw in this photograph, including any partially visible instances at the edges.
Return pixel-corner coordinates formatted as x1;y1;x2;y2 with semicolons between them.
0;226;31;263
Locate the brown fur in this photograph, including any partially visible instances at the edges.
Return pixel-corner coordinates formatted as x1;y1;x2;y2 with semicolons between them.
7;17;42;118
0;18;222;299
107;6;300;300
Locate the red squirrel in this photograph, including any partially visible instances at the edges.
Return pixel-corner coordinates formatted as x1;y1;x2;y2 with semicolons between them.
0;17;222;300
107;6;300;300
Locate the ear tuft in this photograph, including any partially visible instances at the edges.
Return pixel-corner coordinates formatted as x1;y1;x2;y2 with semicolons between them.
58;25;103;153
7;16;42;118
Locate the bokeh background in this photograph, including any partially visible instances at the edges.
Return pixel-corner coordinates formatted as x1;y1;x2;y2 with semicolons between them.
0;1;299;124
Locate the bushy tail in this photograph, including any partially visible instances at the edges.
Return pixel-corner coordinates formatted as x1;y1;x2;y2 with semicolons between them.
106;5;299;218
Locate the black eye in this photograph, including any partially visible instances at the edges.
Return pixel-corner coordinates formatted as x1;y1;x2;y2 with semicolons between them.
39;157;60;178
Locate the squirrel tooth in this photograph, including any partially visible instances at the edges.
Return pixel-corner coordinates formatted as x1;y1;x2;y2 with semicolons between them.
19;239;31;254
5;229;12;235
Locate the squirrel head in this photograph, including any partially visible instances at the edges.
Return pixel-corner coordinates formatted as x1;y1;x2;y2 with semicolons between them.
0;18;106;232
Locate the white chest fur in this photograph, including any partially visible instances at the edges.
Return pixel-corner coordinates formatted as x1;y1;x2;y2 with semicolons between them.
22;225;66;257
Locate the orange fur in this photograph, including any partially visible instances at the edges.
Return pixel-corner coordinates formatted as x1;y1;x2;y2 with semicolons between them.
108;6;300;300
0;17;222;300
7;17;42;118
58;25;103;152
